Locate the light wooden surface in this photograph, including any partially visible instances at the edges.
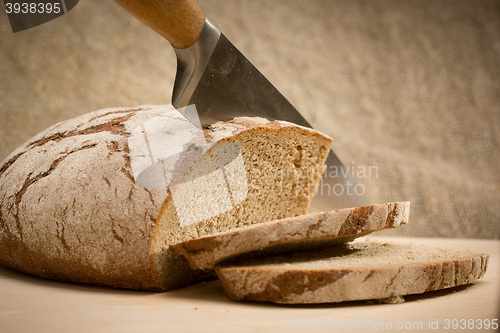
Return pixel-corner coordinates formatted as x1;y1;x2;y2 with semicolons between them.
0;236;498;333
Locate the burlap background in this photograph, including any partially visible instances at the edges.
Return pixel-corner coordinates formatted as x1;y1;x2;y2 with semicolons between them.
1;0;498;238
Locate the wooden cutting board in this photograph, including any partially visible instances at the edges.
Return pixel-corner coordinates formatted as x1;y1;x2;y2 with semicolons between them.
0;236;498;333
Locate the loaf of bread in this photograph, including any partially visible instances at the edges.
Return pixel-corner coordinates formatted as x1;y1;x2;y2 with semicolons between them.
0;105;332;290
2;104;485;304
215;240;490;304
170;202;410;270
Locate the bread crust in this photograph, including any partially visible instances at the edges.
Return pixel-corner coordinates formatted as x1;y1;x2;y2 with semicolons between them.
0;106;173;289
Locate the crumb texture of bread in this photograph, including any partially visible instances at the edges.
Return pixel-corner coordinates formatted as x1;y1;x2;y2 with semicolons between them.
152;117;332;289
170;202;410;270
215;240;489;304
0;105;332;290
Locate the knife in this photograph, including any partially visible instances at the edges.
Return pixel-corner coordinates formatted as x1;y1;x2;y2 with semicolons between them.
114;0;368;211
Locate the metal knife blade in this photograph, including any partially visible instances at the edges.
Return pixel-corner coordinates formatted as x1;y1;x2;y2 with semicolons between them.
173;18;368;211
114;0;369;211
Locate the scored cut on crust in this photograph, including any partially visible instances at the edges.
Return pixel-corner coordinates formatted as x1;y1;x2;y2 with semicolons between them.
215;240;489;304
170;202;410;270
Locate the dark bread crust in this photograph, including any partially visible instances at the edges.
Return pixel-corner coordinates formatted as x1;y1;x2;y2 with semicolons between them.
0;106;170;290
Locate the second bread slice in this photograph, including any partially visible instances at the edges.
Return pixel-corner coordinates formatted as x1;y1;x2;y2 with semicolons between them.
215;240;489;304
170;202;410;270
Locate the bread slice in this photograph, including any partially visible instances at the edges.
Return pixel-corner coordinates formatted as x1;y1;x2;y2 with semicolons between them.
215;240;489;304
0;105;332;290
170;202;410;270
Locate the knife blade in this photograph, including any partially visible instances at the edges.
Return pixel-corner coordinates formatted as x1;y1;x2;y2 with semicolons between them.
114;0;368;211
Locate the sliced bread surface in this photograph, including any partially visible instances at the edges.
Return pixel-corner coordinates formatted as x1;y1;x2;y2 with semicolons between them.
170;202;410;270
215;240;489;304
151;116;332;290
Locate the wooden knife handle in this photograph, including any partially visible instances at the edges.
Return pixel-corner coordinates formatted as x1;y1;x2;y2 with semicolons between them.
115;0;206;49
